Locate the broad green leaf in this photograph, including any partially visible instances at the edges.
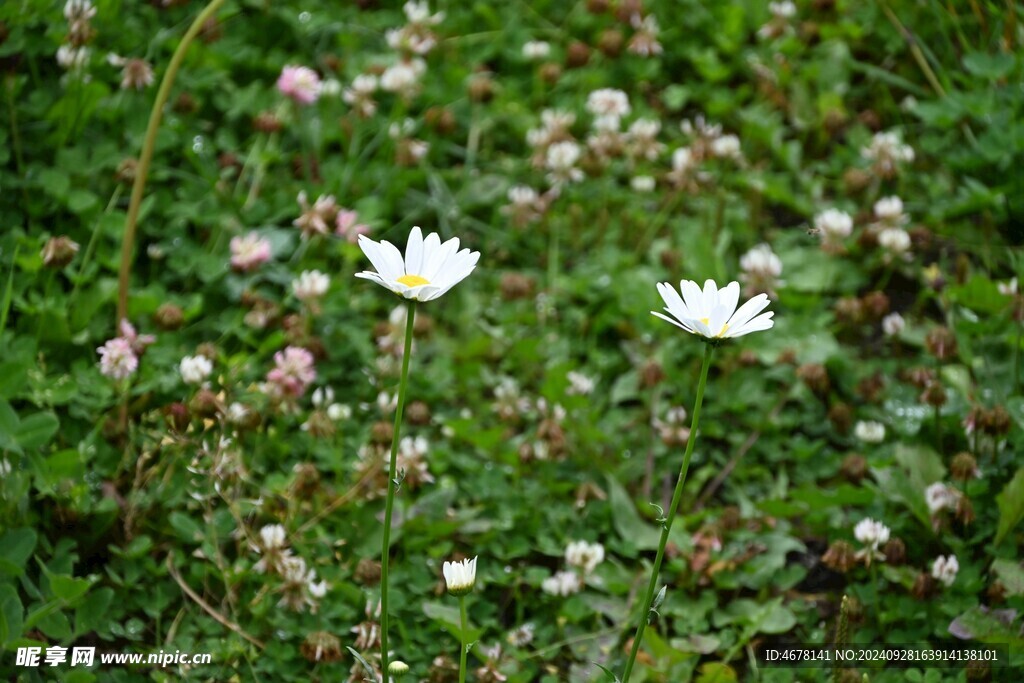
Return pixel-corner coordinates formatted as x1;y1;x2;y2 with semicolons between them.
0;584;24;646
991;559;1024;597
16;412;59;450
695;661;737;683
995;468;1024;546
0;529;37;577
606;475;661;551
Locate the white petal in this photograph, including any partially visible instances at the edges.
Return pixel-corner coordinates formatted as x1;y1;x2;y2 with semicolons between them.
718;281;740;318
702;279;719;310
358;237;401;281
726;293;771;332
679;280;706;318
405;226;424;276
657;282;690;320
652;311;696;334
708;304;731;337
377;239;407;280
729;312;774;337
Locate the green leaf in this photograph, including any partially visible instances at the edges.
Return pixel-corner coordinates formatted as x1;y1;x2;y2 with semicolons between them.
606;475;661;551
995;467;1024;546
0;528;37;577
16;411;59;450
695;661;738;683
893;443;946;492
0;583;24;646
592;663;621;682
49;574;91;603
422;601;482;643
962;52;1015;80
991;559;1024;597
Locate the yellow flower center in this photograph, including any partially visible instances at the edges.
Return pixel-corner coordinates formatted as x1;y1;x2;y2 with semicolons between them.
397;274;430;287
699;317;729;337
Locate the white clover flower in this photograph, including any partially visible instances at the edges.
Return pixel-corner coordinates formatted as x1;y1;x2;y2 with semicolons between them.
308;579;329;599
312;386;334;408
925;482;959;515
506;623;535;647
64;0;96;21
874;196;905;222
380;61;423;95
567;371;596;396
319;78;341;97
57;45;90;70
403;0;444;25
739;243;784;299
586;88;631;119
854;420;885;443
356;227;479;302
542;570;582;596
591;113;622;133
710;134;742;159
97;337;138;380
653;279;774;340
179;355;213;385
878;228;911;256
442;556;477;596
227;402;250;424
260;524;287;549
814;209;854;250
565;540;605;574
862;131;914;177
672;147;695;173
545;140;584;184
293;270;330;302
998;278;1018;296
882;312;905;337
631;175;656;192
522;40;551;60
326;403;351;421
931;555;959;587
769;0;797;18
853;518;890;550
507;185;539;207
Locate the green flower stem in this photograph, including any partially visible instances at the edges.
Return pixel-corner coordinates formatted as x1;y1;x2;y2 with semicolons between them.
117;0;227;323
380;300;417;680
622;342;715;683
459;595;469;683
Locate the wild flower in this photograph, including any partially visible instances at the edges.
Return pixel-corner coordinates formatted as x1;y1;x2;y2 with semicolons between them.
97;337;138;380
565;540;605;574
230;232;272;271
854;420;885;443
739;243;783;299
276;65;321;105
355;226;480;301
179;355;213;385
343;74;379;117
293;192;339;238
882;312;905;337
522;40;550;60
931;555;959;587
542;570;582;596
293;270;330;303
652;280;774;339
814;209;854;253
862;131;914;178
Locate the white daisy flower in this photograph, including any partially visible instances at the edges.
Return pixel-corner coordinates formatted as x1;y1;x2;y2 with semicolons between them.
652;279;774;340
442;556;477;596
355;226;480;301
179;355;213;385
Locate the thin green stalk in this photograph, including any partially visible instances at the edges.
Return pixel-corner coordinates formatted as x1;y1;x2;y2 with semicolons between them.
380;300;417;680
117;0;227;323
459;595;469;683
622;343;715;682
0;245;19;335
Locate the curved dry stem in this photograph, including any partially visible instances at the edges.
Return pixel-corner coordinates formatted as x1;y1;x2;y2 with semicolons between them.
117;0;227;322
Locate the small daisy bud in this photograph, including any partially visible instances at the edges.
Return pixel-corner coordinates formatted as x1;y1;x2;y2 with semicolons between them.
984;405;1011;436
500;272;534;301
925;326;958;361
834;297;864;325
822;540;856;573
881;537;906;565
616;0;643;22
566;41;590;68
174;92;198;114
920;381;947;407
292;462;320;497
738;349;759;366
190;388;220;418
196;342;218;361
840;453;867;484
468;72;495;103
153;303;184;330
856;373;886;403
388;661;410;677
858;109;882;131
828;403;853;435
41;236;80;269
965;659;992;682
423;107;456;136
116;158;138;183
303;411;335;438
370;420;394;444
956;495;975;525
442;556;477;596
539;62;562;84
950;452;979;481
911;572;937;600
640;359;665;388
354;558;382;585
861;291;890;320
253;111;282;133
797;363;830;398
598;29;624;57
164;402;191;432
300;631;342;663
586;0;609;13
776;348;798;366
406;400;431;426
987;580;1006;605
843;168;871;194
